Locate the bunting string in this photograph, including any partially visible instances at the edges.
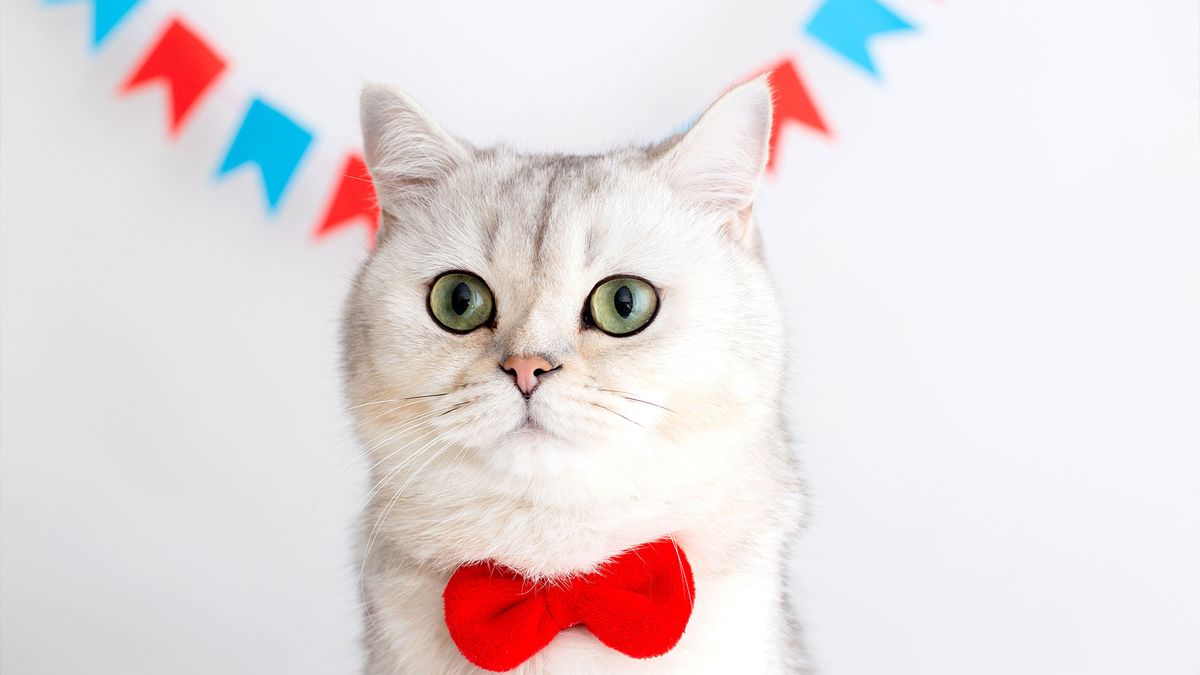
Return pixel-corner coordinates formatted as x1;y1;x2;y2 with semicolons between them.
43;0;922;245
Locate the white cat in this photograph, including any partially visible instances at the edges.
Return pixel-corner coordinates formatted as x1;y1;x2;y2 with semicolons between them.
343;77;806;674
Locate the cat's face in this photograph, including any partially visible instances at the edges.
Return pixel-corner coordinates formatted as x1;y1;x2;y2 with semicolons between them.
344;81;785;504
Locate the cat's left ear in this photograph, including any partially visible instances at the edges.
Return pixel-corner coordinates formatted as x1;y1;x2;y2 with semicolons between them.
657;77;773;247
359;83;470;216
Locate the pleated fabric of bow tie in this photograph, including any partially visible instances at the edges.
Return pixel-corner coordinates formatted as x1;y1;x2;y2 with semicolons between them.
442;538;696;672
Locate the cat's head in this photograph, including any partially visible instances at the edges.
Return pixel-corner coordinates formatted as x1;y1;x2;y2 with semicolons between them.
343;80;786;511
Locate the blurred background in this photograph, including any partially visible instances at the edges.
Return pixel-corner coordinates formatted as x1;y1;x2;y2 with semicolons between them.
2;1;1197;673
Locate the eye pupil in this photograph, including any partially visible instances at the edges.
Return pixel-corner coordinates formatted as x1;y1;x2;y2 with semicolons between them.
614;286;633;318
429;272;494;334
585;277;657;337
451;282;472;315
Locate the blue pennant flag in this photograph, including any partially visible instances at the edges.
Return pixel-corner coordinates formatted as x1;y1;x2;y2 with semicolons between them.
804;0;915;78
217;98;313;213
44;0;142;47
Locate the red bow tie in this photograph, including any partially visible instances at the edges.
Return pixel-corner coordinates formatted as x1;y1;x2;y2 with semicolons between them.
443;538;695;672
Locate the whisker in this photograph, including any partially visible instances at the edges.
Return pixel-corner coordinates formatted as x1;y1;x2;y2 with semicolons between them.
326;391;483;521
359;406;447;458
607;393;673;412
361;426;442;488
400;380;492;401
298;404;455;526
356;397;440;429
436;400;474;417
590;402;646;428
588;385;674;412
359;429;466;630
342;398;402;412
351;428;461;581
356;399;477;510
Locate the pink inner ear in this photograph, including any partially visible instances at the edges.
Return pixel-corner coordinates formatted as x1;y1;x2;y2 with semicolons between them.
732;204;756;242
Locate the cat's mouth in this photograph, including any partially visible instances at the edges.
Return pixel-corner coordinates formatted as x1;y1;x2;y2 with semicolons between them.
517;413;551;436
511;403;572;440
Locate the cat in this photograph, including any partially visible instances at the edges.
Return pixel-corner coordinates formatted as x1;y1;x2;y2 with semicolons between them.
342;76;807;674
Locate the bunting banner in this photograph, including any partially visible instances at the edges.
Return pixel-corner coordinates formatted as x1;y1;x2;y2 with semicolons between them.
217;98;313;213
804;0;916;77
761;58;829;172
44;0;923;245
317;154;382;243
121;18;225;134
46;0;141;46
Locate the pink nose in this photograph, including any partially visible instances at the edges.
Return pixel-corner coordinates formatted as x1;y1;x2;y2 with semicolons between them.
501;354;556;396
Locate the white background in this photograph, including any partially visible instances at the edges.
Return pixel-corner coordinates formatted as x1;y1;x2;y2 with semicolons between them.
2;1;1197;673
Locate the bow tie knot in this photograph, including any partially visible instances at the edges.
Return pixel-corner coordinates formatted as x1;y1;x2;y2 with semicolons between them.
443;538;695;672
542;582;585;629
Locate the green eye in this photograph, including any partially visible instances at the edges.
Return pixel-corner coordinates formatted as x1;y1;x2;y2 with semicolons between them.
587;276;659;337
428;272;495;333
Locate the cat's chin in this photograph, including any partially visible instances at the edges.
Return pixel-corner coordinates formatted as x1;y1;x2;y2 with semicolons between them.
480;418;610;466
499;418;569;447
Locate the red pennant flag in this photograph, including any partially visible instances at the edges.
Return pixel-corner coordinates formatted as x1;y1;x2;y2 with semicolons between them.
121;18;226;135
315;154;381;244
760;57;829;172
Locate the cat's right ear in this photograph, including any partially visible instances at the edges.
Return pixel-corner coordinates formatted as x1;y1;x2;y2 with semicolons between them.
655;77;773;249
359;83;468;216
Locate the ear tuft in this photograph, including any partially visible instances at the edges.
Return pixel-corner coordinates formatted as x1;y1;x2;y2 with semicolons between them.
359;83;468;213
659;77;773;217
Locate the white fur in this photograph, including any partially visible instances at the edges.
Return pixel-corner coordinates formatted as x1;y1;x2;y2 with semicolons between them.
343;79;806;674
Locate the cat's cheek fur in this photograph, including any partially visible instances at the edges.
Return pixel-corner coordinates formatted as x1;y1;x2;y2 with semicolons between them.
344;78;808;673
